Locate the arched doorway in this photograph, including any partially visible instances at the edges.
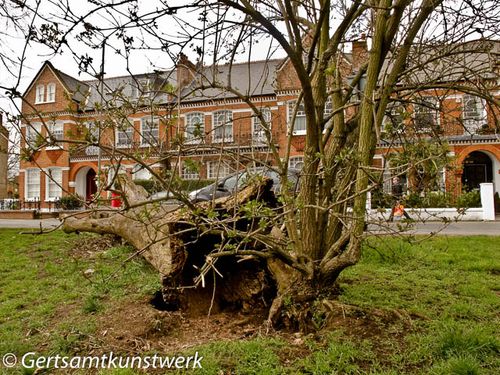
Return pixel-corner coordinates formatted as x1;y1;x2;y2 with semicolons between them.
75;166;98;202
85;169;98;201
462;151;493;191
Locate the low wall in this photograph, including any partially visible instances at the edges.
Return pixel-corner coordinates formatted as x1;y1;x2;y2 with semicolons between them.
369;207;484;221
0;210;59;220
0;210;38;219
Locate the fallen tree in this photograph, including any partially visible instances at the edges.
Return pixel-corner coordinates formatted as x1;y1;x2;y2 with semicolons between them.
6;0;499;332
62;176;285;320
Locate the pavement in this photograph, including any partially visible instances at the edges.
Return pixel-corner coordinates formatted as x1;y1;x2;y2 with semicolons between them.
0;218;61;229
368;220;500;236
0;217;499;235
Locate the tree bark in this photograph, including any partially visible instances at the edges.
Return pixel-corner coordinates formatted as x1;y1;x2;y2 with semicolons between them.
62;177;278;312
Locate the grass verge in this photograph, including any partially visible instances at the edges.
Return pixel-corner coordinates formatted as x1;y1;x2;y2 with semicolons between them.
0;230;498;374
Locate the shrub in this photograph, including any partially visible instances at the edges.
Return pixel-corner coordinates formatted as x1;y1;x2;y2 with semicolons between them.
404;192;425;208
456;190;481;208
57;195;83;210
423;192;451;208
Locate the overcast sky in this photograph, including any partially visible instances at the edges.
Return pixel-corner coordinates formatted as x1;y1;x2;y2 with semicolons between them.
0;0;289;119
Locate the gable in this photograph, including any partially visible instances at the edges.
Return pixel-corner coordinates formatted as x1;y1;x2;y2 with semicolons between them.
22;64;73;113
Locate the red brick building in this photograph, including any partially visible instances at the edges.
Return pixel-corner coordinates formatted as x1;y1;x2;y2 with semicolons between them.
18;40;500;210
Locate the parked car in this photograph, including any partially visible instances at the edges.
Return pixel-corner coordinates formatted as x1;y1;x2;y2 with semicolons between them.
188;167;301;202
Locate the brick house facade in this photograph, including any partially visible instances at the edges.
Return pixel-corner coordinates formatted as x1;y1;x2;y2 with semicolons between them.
19;41;500;210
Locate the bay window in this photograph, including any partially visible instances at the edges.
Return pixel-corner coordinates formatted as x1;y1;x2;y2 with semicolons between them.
185;112;205;143
25;169;41;200
141;117;159;145
212;111;233;142
252;108;271;144
46;168;63;201
288;100;307;134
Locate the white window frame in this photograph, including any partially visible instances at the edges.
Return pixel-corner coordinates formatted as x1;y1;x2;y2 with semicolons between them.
321;97;334;132
212;110;233;143
288;156;304;170
181;165;200;180
130;81;138;99
49;122;64;141
288;100;307;135
138;79;151;99
35;85;45;104
185;112;205;144
25;169;41;201
116;122;134;148
462;94;487;132
47;83;56;103
46;121;64;150
252;108;271;145
413;97;440;132
26;123;42;148
45;168;63;201
140;117;159;146
207;160;232;180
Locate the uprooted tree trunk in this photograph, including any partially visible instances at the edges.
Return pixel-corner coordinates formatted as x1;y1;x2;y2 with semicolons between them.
62;176;353;331
62;177;280;315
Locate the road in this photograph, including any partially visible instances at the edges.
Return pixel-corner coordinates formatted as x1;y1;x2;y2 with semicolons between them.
0;218;499;235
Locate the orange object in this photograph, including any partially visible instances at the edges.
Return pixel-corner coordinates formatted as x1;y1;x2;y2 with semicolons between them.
111;191;122;208
393;204;405;217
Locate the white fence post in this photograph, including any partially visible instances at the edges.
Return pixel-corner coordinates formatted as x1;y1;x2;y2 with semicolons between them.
480;183;495;221
365;191;372;219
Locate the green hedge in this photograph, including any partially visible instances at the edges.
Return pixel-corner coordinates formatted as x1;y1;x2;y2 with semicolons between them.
372;190;481;209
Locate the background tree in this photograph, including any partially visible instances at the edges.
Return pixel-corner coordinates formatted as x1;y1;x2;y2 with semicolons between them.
2;0;499;330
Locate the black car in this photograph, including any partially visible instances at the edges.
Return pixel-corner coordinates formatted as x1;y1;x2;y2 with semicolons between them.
188;167;301;202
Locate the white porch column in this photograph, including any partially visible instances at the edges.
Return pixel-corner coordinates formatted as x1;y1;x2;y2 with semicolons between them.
480;183;495;221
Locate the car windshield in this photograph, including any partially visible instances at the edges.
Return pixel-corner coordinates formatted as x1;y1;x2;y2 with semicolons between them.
222;174;243;191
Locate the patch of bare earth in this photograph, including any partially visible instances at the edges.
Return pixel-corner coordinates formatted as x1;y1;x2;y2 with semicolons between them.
69;234;123;259
91;299;267;354
53;235;422;371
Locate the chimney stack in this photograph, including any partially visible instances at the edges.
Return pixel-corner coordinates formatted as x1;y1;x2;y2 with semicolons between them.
176;53;196;89
352;34;368;72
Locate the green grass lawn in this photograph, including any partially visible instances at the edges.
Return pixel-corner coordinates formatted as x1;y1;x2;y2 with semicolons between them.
0;229;498;374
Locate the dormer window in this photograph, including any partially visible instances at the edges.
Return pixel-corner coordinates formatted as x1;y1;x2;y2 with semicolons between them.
35;83;56;104
35;85;45;104
47;83;56;102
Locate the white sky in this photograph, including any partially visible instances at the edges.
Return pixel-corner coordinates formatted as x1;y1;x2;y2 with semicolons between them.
0;0;287;118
